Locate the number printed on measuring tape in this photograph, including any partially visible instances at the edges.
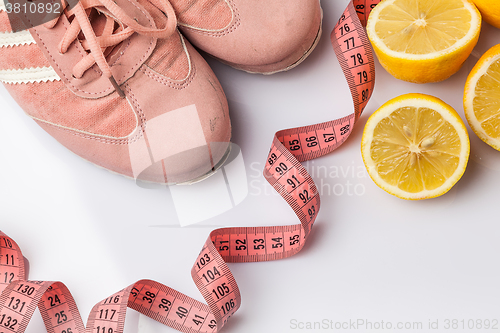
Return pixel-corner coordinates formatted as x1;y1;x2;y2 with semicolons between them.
0;1;378;332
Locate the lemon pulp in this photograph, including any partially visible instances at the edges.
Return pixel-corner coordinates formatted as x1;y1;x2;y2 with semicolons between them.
370;106;462;193
362;94;470;200
367;0;481;83
374;0;472;55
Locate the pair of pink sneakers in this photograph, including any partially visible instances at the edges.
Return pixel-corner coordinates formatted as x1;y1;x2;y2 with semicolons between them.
0;0;322;184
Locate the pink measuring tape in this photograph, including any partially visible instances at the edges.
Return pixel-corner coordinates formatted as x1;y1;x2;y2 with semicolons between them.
0;1;378;332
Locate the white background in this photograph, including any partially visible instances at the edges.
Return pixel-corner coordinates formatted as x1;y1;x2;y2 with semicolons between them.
2;0;500;332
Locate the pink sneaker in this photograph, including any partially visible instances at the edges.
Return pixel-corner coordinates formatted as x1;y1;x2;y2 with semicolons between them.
170;0;323;74
0;0;231;184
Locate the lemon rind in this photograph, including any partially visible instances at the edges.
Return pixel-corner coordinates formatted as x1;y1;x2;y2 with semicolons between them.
464;49;500;150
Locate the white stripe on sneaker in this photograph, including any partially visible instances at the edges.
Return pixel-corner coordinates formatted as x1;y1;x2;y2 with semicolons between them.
0;30;35;47
0;66;60;84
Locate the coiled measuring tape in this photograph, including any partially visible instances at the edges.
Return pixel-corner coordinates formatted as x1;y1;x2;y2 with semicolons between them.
0;1;378;332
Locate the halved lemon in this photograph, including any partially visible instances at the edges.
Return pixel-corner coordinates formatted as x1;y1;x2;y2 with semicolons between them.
464;44;500;150
361;93;470;200
367;0;481;83
471;0;500;29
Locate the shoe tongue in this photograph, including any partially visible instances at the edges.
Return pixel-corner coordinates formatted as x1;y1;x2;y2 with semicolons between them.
82;9;121;60
88;9;111;37
83;0;189;81
89;0;171;66
90;0;168;36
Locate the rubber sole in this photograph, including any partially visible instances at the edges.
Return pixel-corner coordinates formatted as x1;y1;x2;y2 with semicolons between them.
62;141;232;187
175;143;232;185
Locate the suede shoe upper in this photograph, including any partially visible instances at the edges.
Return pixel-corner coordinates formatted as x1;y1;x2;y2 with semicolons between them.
0;0;231;184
